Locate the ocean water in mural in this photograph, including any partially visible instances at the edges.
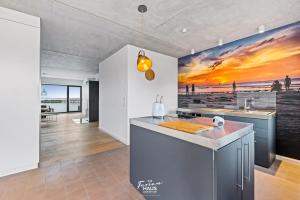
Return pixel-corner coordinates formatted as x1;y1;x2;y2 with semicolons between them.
178;21;300;96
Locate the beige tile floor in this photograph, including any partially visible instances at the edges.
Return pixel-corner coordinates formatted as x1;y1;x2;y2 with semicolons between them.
0;148;144;200
1;113;300;199
1;147;300;200
255;160;300;200
40;113;124;166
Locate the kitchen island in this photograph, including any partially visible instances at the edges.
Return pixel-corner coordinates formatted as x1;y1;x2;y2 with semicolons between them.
130;116;254;200
177;108;276;167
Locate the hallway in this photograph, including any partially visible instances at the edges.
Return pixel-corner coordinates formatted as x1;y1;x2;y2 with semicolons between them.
40;113;124;166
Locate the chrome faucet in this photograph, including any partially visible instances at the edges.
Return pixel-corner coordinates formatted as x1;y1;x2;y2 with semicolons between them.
244;98;254;111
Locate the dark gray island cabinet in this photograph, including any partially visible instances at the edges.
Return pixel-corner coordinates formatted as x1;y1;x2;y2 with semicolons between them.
130;117;254;200
177;108;276;168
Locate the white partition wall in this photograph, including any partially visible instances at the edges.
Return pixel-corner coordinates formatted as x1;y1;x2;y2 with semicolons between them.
99;47;128;144
99;45;177;145
127;45;178;121
0;7;40;177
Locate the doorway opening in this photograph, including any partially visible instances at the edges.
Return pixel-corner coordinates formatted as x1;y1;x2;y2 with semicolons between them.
39;81;122;166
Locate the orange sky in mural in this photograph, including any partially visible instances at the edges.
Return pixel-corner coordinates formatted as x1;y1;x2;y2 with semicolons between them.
178;23;300;86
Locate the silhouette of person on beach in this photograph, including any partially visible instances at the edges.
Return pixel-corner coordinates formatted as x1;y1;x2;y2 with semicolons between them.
271;80;282;92
186;85;189;95
284;75;291;91
192;84;195;95
233;81;236;93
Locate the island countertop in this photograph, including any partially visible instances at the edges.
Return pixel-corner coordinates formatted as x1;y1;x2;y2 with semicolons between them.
130;116;253;150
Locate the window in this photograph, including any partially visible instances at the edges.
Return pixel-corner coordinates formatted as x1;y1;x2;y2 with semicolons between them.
41;84;82;113
69;86;81;112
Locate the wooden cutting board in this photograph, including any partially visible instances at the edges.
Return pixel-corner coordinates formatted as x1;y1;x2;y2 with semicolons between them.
159;120;213;134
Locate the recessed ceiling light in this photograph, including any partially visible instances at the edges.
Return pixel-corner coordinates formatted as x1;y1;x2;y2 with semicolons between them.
258;25;265;34
191;49;195;55
138;5;148;13
181;28;187;33
218;39;223;46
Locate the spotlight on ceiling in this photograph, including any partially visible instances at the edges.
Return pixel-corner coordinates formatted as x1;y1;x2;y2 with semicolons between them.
191;49;195;55
218;39;223;46
181;27;187;33
138;5;147;13
258;25;265;34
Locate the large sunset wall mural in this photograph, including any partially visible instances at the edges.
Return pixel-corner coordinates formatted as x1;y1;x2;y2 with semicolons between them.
178;21;300;94
178;21;300;160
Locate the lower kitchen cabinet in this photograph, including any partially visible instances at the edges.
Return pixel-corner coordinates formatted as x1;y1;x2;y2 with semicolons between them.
224;115;275;168
215;133;254;200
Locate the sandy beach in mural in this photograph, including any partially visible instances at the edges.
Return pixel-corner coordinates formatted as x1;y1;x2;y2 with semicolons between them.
178;78;300;108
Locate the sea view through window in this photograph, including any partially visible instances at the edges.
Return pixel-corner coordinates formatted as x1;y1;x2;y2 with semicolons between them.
41;84;81;112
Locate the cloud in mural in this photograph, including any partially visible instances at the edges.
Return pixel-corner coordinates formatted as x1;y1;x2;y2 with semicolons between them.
178;21;300;87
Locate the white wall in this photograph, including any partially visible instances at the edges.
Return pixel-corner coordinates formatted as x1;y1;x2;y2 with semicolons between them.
0;7;40;177
82;82;89;118
99;46;128;144
127;45;178;118
99;45;178;145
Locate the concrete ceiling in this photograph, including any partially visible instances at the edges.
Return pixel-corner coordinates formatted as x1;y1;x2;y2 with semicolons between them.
1;0;299;73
